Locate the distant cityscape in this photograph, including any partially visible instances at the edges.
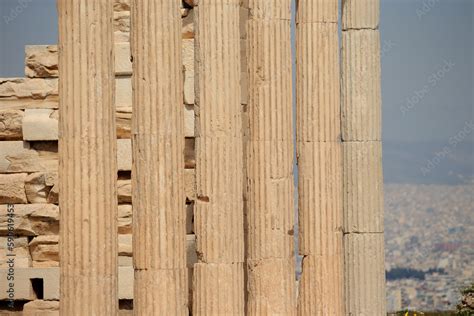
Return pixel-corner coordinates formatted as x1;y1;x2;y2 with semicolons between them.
384;184;474;311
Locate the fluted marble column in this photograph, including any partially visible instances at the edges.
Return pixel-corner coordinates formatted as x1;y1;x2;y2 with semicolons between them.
58;0;118;314
193;0;245;314
131;1;187;314
341;0;386;315
245;0;296;314
296;1;344;315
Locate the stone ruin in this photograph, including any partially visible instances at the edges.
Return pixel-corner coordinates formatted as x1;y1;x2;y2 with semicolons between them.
0;0;385;315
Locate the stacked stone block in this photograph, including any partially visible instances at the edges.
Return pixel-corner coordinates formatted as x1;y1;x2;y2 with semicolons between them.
296;1;344;315
341;0;387;315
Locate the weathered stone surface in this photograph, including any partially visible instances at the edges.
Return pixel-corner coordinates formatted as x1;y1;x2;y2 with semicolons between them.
296;1;344;314
24;172;53;203
341;29;381;141
182;9;194;39
0;237;31;268
0;204;59;236
0;141;57;173
246;1;296;313
0;78;58;110
183;39;194;105
117;139;132;171
342;0;380;30
58;0;118;313
25;45;59;78
117;179;132;203
344;233;386;315
118;204;132;234
193;0;245;313
116;106;132;138
22;109;58;141
29;235;59;267
0;173;28;203
132;2;188;311
0;110;23;140
23;300;59;316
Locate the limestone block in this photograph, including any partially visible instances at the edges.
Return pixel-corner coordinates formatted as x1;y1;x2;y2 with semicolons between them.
116;106;132;138
29;235;59;267
23;300;59;316
0;204;59;236
184;137;195;169
0;141;57;173
343;141;384;233
0;267;60;300
118;234;132;257
118;204;132;234
115;42;132;75
0;110;23;140
25;45;59;78
183;39;195;105
0;78;58;110
0;173;28;204
344;233;386;315
117;139;132;171
342;0;380;30
184;105;195;137
117;179;132;203
182;9;194;39
341;29;381;141
114;10;130;42
22;109;58;141
0;267;134;300
24;172;54;203
116;76;132;107
114;0;130;12
0;237;31;268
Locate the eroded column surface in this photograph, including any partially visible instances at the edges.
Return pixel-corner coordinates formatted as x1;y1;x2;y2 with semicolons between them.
296;1;344;315
245;0;296;314
341;0;386;315
58;0;118;314
131;1;187;314
193;0;245;314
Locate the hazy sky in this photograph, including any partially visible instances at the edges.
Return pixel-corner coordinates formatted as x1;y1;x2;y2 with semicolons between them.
0;0;473;144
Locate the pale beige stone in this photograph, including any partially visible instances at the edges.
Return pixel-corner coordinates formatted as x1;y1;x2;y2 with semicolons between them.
184;105;195;137
58;0;118;314
118;204;132;234
131;1;188;312
22;109;58;141
182;9;194;39
0;173;28;204
0;237;31;268
296;2;344;314
183;39;195;105
117;139;131;171
193;0;245;313
115;42;132;75
245;1;296;313
344;233;386;315
24;172;53;203
341;29;381;141
0;110;23;140
341;1;386;313
0;204;59;236
0;267;60;300
0;141;57;173
29;235;59;266
117;179;132;203
23;300;59;316
25;45;59;78
342;0;380;30
0;78;58;110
